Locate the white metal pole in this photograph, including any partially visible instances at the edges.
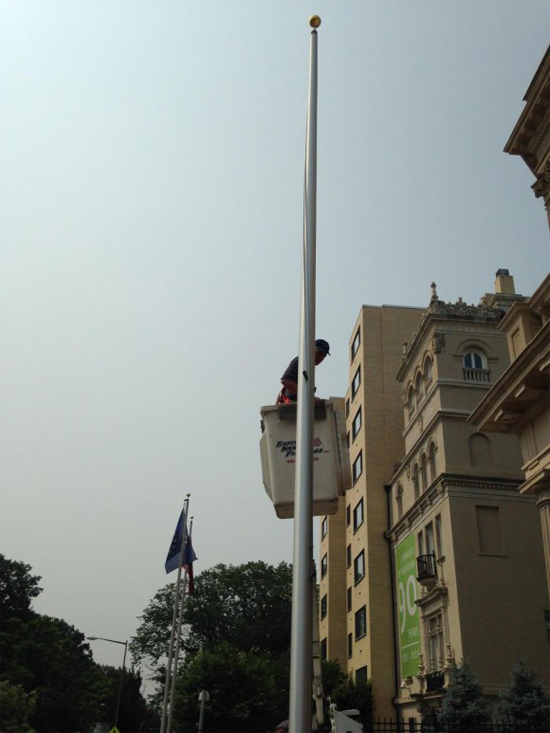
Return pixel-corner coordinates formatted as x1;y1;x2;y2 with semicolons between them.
160;495;190;733
167;517;193;733
289;17;320;733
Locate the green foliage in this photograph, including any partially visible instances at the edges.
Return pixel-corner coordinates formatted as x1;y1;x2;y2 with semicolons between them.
131;561;293;732
0;680;36;733
131;561;293;670
321;659;347;698
0;554;42;629
497;659;550;732
437;660;490;732
329;672;373;730
173;642;289;732
97;664;149;732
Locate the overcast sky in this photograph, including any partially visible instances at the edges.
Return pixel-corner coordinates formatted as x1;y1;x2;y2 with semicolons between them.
1;1;548;678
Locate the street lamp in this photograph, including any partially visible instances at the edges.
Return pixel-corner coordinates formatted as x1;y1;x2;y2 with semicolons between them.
88;636;128;731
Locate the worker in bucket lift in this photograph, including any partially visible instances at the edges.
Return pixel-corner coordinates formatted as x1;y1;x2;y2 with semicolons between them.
277;339;330;405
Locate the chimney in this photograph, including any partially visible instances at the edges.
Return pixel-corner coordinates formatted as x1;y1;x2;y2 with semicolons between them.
494;269;515;295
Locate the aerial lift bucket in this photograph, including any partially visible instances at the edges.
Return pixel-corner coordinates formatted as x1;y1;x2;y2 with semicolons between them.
259;398;350;519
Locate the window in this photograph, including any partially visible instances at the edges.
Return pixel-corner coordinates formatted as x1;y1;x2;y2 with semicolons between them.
321;637;327;661
346;431;350;448
463;351;484;369
346;544;352;568
407;386;415;415
396;484;403;520
321;554;327;577
413;464;419;501
428;442;437;482
346;504;351;526
463;350;490;382
352;408;362;440
351;329;361;361
321;517;327;539
417;530;424;557
428;613;444;671
425;522;435;556
320;594;327;619
476;506;503;554
420;454;428;491
347;632;353;658
424;357;433;385
353;498;364;532
355;606;367;639
352;366;361;398
415;372;423;401
435;514;443;558
347;586;352;611
352;452;363;484
345;399;350;418
356;666;368;686
354;550;365;584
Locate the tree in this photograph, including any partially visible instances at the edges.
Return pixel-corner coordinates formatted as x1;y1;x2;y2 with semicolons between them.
172;642;289;732
437;660;490;732
498;659;550;732
0;681;36;733
131;561;293;671
0;554;42;629
1;614;103;732
96;664;149;732
131;561;293;730
328;671;373;731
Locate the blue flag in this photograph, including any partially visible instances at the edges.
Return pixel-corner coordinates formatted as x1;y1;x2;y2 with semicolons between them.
165;511;185;574
183;537;197;594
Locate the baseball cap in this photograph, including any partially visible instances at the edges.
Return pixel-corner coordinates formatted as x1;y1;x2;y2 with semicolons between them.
315;339;330;355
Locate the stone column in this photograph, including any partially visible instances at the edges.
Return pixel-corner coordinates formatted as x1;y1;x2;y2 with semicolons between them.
536;489;550;603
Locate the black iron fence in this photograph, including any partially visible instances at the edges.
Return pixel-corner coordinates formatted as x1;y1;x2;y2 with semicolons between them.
416;553;436;580
371;720;518;733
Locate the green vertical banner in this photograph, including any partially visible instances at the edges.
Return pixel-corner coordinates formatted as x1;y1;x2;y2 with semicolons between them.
395;534;420;678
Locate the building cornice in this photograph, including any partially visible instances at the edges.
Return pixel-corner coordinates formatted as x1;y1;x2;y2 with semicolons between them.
468;319;550;433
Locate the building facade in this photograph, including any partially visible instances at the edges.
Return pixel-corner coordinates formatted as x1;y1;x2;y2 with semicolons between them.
319;304;425;719
319;275;549;721
389;279;549;720
470;274;550;598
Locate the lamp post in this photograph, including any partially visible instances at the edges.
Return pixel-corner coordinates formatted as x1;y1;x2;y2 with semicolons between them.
88;635;128;731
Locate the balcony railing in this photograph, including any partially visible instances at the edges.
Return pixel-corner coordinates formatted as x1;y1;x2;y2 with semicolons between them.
417;554;437;585
425;670;445;692
463;367;490;383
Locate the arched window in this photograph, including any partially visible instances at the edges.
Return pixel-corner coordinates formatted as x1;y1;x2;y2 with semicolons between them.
420;453;428;491
463;351;485;369
428;442;437;483
413;464;420;501
396;484;403;520
463;350;489;382
407;386;415;416
415;372;423;402
424;356;433;386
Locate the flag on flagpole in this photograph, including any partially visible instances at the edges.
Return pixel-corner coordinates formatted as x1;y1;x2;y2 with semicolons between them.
165;510;185;574
182;537;197;594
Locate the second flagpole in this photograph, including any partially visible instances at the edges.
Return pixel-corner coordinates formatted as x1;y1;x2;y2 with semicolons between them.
289;16;320;733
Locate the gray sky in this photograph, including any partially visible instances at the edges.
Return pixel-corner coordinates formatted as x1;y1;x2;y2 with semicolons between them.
1;1;549;675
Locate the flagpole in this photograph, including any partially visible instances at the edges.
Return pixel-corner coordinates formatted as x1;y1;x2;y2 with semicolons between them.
167;516;194;733
160;495;190;733
289;16;320;733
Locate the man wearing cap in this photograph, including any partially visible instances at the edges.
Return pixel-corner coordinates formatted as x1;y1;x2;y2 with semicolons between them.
273;720;289;733
277;339;330;405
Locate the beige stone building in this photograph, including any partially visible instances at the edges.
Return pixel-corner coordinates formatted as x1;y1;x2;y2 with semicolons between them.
388;277;548;720
319;276;549;722
470;273;550;598
504;46;550;226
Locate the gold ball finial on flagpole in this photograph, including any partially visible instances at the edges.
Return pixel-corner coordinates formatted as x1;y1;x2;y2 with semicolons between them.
309;15;321;29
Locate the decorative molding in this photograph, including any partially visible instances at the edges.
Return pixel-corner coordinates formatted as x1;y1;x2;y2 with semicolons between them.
532;160;550;202
433;332;445;353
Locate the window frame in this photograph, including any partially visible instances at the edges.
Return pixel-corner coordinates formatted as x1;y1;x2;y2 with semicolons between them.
346;544;352;568
353;498;364;532
352;407;362;441
320;593;327;619
321;553;327;578
355;605;367;640
354;550;365;585
351;329;361;361
321;516;327;539
352;452;363;484
351;365;361;399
